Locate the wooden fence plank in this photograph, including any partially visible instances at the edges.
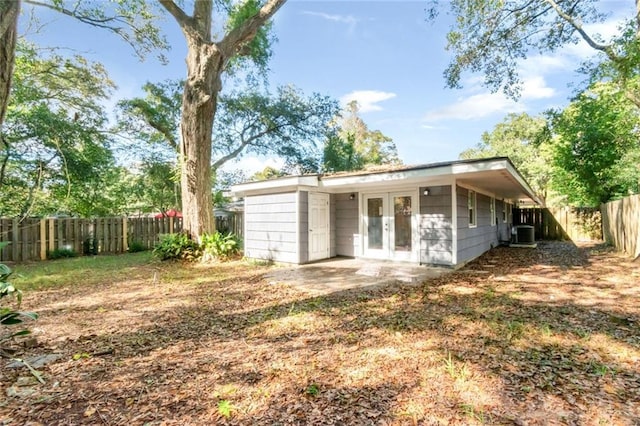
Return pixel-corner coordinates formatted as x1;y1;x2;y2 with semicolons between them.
11;219;18;261
602;194;639;257
514;207;601;241
40;220;46;260
0;213;244;262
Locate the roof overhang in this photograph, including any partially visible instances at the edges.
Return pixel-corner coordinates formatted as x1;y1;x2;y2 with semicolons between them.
231;158;541;205
231;175;319;197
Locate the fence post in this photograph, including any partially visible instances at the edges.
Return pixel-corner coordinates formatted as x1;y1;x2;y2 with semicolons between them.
40;219;47;260
169;216;174;234
122;217;128;253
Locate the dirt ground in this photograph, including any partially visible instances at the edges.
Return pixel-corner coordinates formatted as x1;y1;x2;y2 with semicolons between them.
1;241;639;425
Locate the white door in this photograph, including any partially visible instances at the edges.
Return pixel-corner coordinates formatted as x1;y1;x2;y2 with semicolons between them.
363;192;417;262
308;193;330;261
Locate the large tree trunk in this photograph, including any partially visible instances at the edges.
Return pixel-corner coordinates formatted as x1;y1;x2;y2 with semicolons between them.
180;40;222;240
0;0;20;128
160;0;287;241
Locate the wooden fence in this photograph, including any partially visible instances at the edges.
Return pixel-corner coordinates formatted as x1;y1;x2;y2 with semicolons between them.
601;194;640;258
0;214;243;262
513;207;602;241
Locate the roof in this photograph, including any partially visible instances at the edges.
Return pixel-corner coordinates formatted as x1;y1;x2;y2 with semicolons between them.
231;157;541;205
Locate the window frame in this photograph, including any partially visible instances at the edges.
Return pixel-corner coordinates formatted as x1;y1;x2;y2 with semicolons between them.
490;197;496;226
502;202;508;223
468;190;477;228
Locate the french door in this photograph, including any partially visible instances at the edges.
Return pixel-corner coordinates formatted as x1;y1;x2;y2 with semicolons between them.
363;191;417;262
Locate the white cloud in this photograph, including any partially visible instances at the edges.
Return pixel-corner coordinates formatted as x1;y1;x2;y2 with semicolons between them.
340;90;397;113
520;76;556;99
302;11;359;26
423;93;523;122
220;156;285;177
301;11;363;34
521;54;571;74
423;76;555;122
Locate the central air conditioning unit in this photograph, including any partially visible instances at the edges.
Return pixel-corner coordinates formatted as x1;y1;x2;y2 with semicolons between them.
511;225;535;244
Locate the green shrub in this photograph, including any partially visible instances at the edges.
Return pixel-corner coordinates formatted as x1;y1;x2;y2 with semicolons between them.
1;243;38;345
153;233;201;261
47;247;78;260
201;232;241;261
128;240;147;253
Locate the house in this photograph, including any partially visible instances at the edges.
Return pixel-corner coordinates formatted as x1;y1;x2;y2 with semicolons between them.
230;157;540;268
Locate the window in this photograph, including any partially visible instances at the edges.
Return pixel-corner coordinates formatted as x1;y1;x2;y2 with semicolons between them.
502;202;508;223
490;197;496;226
468;190;477;227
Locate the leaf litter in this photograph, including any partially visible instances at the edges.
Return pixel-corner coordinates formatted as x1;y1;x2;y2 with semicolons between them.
0;241;639;425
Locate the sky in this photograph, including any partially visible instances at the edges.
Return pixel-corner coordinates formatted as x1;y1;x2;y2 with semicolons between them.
18;0;634;176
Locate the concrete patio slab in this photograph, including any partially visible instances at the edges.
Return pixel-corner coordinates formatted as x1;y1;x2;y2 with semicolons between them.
264;257;450;295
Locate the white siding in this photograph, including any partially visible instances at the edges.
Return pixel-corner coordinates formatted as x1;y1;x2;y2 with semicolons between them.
244;192;299;263
419;185;453;265
334;193;359;256
456;186;500;265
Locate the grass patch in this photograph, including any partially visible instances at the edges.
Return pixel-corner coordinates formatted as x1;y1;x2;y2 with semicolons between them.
12;252;155;291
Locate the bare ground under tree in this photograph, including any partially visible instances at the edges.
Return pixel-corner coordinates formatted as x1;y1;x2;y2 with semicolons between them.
1;241;639;425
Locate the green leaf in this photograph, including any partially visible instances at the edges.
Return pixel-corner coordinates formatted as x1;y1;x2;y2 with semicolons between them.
217;400;233;418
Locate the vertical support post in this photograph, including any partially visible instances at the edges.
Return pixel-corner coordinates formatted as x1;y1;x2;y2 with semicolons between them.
169;216;174;234
122;217;128;253
40;219;46;260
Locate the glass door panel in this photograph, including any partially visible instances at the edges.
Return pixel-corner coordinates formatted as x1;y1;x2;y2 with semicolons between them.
393;195;412;252
362;192;417;261
366;197;384;250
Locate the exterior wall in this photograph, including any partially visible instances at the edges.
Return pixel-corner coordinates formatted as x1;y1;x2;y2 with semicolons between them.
243;192;299;263
419;185;453;265
495;199;512;243
329;194;336;257
334;192;359;256
456;186;500;265
299;191;309;264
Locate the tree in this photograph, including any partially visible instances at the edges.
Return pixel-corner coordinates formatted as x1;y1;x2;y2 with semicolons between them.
460;113;552;203
547;82;640;205
117;79;338;191
157;0;287;241
132;161;181;215
3;1;286;240
323;133;361;172
250;166;285;181
0;42;118;218
0;0;167;137
0;1;20;128
213;85;337;171
116;80;183;162
431;0;640;101
323;101;400;172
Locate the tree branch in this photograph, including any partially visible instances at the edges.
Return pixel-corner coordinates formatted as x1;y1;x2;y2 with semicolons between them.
219;0;287;59
212;117;297;170
212;138;252;170
146;118;178;152
25;1;128;30
158;0;194;33
544;0;617;61
192;0;213;40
